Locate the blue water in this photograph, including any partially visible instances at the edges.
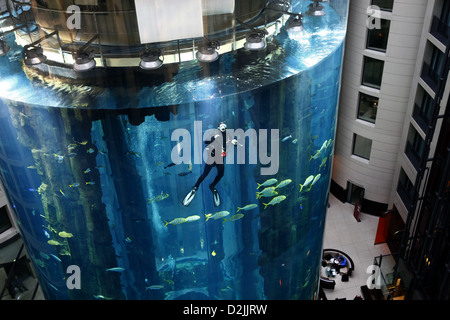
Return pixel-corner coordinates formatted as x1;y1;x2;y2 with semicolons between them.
0;0;348;300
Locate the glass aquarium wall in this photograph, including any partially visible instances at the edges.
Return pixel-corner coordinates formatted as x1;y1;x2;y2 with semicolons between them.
0;0;348;299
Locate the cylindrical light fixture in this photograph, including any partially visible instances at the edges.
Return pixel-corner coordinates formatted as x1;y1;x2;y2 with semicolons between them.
305;0;326;16
286;15;304;33
244;31;267;51
196;41;220;63
139;49;164;70
24;47;47;65
73;51;96;72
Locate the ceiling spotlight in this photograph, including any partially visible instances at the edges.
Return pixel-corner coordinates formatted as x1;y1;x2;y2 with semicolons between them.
139;49;163;70
73;51;96;72
196;41;220;63
244;30;267;51
0;39;11;56
286;15;304;33
24;47;47;65
22;30;58;66
71;34;99;72
305;0;326;17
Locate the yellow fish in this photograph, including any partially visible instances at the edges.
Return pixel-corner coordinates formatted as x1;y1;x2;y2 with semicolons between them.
308;174;321;191
299;175;314;192
205;211;230;221
256;189;278;199
47;240;61;246
164;218;187;227
263;195;287;209
256;178;277;190
275;179;292;189
126;151;141;157
54;154;64;162
319;157;327;170
186;215;201;223
74;139;88;145
58;231;74;238
256;187;277;199
148;192;169;204
236;204;258;212
310;150;321;161
223;214;244;223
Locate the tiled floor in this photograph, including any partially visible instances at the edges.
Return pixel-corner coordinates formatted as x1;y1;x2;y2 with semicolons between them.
322;194;393;300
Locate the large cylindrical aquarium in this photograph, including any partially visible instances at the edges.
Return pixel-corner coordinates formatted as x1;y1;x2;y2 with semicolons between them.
0;0;348;300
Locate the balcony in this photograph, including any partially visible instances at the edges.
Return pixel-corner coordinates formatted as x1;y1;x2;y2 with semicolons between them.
430;15;450;47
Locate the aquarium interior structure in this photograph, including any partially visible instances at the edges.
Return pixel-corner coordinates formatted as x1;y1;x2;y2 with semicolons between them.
0;0;348;300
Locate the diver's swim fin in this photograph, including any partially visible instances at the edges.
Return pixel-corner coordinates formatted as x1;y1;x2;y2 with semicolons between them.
181;187;197;207
210;185;221;207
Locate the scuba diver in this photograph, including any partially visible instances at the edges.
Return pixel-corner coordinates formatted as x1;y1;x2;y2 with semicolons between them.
182;122;237;207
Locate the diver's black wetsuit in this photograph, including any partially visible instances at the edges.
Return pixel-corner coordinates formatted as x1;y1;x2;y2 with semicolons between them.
182;127;230;207
193;130;226;189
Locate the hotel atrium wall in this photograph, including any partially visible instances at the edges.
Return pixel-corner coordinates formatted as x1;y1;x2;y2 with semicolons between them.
332;0;428;214
0;0;349;300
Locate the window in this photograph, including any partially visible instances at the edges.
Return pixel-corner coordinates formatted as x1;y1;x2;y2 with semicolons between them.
352;134;373;160
371;0;394;12
422;46;445;90
397;168;414;209
362;56;384;89
357;93;378;123
367;19;390;52
429;46;445;77
430;2;450;46
405;125;426;170
413;89;435;132
420;91;435;124
441;0;450;27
